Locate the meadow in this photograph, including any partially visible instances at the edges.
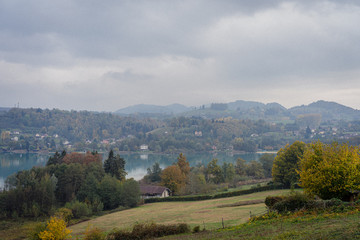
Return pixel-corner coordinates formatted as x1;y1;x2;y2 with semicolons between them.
70;189;292;238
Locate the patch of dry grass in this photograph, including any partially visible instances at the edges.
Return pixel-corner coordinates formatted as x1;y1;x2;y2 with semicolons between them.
217;199;265;208
70;189;292;238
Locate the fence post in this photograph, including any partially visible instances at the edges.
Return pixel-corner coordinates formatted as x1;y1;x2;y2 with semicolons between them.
222;218;224;229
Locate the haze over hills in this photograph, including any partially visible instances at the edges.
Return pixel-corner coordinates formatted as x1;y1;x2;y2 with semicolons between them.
115;103;191;115
114;100;360;121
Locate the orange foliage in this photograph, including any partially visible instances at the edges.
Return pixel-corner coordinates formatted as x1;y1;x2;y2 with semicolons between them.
62;151;101;165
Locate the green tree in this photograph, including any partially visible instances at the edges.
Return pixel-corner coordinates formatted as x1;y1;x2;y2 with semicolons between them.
272;141;306;187
104;150;127;181
259;153;275;178
222;162;235;182
206;159;223;184
145;162;162;183
299;141;360;200
98;175;122;210
77;173;101;204
46;151;66;166
245;161;265;179
235;158;247;176
121;179;140;207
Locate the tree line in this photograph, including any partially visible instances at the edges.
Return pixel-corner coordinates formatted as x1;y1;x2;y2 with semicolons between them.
0;150;140;219
142;153;275;195
3;107;357;153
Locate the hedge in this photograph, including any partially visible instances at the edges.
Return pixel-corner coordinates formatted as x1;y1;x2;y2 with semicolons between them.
144;184;285;203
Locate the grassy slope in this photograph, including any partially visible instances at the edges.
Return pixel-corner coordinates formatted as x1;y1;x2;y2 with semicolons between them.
162;211;360;240
70;190;292;237
0;220;40;240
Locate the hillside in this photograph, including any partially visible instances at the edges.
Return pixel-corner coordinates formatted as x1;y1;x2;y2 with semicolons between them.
115;104;191;115
69;189;291;237
114;100;360;122
289;100;360;121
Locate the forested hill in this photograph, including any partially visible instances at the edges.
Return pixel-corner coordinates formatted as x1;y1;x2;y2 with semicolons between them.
0;108;280;153
2;101;360;153
0;108;161;143
114;100;360;121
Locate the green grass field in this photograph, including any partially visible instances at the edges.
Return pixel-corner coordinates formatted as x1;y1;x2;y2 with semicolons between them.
70;189;293;238
162;210;360;239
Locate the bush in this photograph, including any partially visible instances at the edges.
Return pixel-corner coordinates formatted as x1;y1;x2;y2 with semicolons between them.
265;196;285;209
107;222;190;240
38;216;72;240
65;201;92;218
192;225;200;233
83;226;105;240
272;192;310;213
28;223;46;240
55;208;73;223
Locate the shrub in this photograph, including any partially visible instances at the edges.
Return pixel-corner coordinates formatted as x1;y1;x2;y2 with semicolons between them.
265;196;285;209
65;201;92;218
192;225;200;233
272;192;310;213
107;222;190;240
38;216;72;240
55;208;73;223
28;223;46;240
83;226;105;240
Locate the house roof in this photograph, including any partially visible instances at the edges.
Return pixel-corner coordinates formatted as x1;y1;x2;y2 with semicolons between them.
140;185;170;195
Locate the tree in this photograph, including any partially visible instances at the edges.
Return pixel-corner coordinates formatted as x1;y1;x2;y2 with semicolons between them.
259;153;275;178
120;179;140;207
206;159;223;184
98;175;122;210
222;162;235;182
245;161;265;179
145;162;162;183
272;141;306;187
299;141;360;200
104;150;127;181
177;153;190;177
161;165;186;194
46;151;66;166
77;173;101;204
235;158;247;176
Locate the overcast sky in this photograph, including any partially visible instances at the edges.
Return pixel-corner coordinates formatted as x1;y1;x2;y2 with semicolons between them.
1;0;360;111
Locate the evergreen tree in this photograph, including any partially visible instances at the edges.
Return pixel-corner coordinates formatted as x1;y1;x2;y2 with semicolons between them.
104;150;127;181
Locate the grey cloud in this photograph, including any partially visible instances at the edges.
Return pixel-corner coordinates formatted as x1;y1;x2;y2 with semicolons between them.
103;69;153;82
1;0;360;110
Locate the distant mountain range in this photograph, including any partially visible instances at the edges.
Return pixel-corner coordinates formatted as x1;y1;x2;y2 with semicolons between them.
114;100;360;121
115;104;192;115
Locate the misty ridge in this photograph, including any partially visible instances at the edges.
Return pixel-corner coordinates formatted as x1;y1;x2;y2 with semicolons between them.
114;99;360;122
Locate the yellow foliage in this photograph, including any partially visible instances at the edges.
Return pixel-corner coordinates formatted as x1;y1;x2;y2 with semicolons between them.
38;216;72;240
299;141;360;200
161;165;186;194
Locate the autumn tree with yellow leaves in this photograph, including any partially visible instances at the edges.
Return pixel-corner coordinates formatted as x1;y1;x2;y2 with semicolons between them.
38;216;72;240
299;141;360;201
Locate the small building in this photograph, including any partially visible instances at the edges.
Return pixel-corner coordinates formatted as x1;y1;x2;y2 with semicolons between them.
194;131;202;137
140;185;171;199
140;144;149;151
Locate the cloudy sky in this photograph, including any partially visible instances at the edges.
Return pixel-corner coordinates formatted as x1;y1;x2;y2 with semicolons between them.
1;0;360;111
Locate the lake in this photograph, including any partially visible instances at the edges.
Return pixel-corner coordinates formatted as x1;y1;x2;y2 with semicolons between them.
0;152;270;189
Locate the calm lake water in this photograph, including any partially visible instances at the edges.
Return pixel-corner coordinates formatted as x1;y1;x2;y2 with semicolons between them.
0;152;270;189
